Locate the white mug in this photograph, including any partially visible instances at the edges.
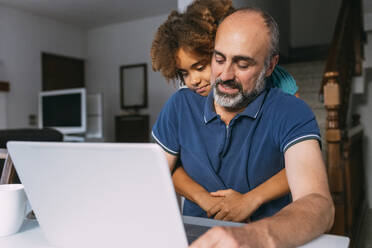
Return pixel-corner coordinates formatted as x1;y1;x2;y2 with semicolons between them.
0;184;27;237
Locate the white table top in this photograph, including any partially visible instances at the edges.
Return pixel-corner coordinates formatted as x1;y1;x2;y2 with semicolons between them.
0;217;349;248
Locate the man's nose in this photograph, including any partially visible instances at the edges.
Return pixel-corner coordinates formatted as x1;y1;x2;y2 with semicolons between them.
220;64;235;82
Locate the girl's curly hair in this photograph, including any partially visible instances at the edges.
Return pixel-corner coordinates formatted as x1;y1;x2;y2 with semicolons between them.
150;0;234;83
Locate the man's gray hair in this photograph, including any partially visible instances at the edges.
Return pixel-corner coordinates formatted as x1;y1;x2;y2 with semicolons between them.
221;6;280;63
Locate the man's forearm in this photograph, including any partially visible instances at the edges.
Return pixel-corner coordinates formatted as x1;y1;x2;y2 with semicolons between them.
245;193;334;247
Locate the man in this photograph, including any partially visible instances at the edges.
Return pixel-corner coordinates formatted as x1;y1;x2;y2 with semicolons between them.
153;7;334;247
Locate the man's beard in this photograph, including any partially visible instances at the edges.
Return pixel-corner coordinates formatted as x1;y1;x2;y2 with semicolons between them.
212;67;267;110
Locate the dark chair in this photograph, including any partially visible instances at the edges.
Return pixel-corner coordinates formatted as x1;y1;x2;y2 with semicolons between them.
0;128;63;184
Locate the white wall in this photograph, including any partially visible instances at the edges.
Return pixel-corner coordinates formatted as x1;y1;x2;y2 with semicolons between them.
86;15;177;141
0;5;86;129
355;29;372;207
0;92;7;129
290;0;341;47
178;0;192;12
365;13;372;31
234;0;290;56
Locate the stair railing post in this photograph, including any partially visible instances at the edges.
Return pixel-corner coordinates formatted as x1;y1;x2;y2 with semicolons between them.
323;71;346;234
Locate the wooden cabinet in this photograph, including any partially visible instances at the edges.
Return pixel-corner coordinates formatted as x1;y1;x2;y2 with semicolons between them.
115;115;149;142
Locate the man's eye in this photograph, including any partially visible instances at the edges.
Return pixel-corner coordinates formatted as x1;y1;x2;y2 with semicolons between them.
238;63;249;69
215;56;224;64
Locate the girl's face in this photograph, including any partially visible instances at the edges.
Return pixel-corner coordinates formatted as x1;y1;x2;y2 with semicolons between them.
175;47;212;96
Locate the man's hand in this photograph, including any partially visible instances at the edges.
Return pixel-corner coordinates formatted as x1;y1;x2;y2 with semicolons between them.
207;189;261;222
189;224;272;248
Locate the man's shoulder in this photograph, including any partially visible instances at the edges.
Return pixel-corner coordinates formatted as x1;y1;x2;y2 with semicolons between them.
261;89;320;153
265;88;311;113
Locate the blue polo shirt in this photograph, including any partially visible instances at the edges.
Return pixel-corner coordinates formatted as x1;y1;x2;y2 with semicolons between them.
152;87;321;221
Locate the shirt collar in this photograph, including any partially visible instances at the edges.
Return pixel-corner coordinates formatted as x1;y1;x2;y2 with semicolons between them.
203;91;217;123
203;86;269;124
238;89;268;118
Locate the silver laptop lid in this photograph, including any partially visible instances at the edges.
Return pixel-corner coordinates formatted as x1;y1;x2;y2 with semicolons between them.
7;142;188;248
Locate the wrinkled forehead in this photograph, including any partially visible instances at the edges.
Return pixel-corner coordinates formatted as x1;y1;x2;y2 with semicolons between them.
215;11;271;58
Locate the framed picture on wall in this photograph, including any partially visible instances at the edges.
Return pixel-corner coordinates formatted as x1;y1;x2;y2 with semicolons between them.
120;63;148;109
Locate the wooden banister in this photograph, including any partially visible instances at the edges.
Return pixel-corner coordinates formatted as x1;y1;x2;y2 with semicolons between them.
323;71;345;234
320;0;365;243
321;0;364;120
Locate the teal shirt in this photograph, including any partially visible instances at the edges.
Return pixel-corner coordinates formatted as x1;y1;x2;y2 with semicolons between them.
268;65;298;95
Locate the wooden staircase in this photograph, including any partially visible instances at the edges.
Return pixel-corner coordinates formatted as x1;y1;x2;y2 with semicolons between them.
284;0;366;246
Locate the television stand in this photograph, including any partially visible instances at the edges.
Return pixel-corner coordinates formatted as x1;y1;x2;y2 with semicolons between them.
63;135;85;142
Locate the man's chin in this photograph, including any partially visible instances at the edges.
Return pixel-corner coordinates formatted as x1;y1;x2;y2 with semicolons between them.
214;92;243;109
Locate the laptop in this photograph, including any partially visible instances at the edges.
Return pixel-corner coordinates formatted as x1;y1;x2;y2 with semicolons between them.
7;141;242;248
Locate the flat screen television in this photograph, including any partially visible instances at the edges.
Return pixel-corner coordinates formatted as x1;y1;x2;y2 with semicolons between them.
39;88;86;134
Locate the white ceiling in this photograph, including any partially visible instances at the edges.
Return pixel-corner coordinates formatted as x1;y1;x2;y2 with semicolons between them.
0;0;177;28
0;0;371;29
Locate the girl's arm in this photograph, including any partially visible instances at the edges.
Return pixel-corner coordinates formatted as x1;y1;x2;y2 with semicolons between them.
172;166;289;222
172;166;223;213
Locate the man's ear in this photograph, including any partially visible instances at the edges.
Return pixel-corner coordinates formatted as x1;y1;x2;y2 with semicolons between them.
265;55;279;77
